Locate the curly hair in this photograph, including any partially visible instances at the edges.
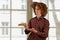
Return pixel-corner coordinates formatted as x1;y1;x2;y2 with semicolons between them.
31;2;48;17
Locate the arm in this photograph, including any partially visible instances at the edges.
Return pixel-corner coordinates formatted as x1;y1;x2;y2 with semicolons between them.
24;20;32;34
25;29;31;34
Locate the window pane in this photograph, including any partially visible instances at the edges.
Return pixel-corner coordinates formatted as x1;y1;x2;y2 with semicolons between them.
49;37;57;40
33;0;40;2
12;28;27;40
0;28;10;40
55;12;60;22
12;38;27;40
49;28;56;37
0;0;10;9
0;11;10;27
49;0;60;9
49;11;56;27
0;38;10;40
46;38;48;40
12;0;27;9
12;11;27;27
49;11;60;27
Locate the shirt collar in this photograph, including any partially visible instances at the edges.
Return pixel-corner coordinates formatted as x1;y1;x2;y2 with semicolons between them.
35;16;44;21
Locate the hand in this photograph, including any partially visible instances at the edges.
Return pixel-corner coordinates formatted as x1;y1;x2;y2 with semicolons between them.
24;24;29;30
24;24;38;33
31;28;38;33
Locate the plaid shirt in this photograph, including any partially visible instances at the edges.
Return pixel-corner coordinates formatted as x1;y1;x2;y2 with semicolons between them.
25;16;50;40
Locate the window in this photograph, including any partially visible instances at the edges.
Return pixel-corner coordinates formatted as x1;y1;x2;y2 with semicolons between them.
0;0;60;40
0;0;27;40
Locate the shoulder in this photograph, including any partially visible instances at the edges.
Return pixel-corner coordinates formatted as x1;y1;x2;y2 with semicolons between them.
43;18;49;22
29;17;36;23
43;18;50;24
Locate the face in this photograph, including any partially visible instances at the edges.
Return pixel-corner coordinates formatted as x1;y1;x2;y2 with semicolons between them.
35;6;41;16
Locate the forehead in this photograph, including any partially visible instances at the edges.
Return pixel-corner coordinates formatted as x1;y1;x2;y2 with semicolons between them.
35;5;41;9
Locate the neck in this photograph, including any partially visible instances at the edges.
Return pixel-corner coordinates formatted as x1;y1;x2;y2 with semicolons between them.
36;15;41;19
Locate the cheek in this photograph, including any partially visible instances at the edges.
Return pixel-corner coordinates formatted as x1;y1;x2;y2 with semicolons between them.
35;10;37;12
38;10;41;13
34;9;41;14
34;11;37;14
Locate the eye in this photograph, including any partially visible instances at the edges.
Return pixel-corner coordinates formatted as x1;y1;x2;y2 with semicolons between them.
37;8;40;10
